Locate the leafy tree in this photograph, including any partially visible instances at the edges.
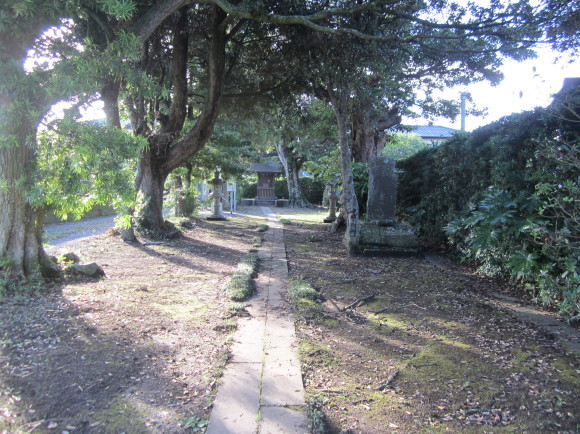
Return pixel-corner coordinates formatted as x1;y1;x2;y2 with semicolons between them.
382;132;429;161
267;98;337;208
1;1;74;283
0;0;163;285
271;0;578;252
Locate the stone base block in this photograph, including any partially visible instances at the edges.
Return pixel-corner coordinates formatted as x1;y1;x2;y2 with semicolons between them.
358;222;420;256
206;215;227;221
275;199;288;208
241;198;255;206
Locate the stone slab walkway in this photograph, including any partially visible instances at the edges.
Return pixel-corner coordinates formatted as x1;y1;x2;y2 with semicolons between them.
207;207;307;434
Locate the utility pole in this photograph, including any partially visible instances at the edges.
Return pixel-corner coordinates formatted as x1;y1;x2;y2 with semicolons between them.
460;92;468;131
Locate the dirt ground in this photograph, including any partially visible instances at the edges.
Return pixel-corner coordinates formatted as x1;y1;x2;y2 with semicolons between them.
1;208;578;433
282;212;579;433
0;212;266;433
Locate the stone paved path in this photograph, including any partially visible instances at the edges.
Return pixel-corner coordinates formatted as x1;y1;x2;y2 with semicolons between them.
206;207;307;434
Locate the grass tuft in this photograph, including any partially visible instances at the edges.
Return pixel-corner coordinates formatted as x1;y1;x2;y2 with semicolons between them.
306;397;330;433
256;224;269;232
288;279;319;301
225;253;259;301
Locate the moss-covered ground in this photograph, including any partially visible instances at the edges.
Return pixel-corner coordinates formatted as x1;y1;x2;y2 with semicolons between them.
280;208;579;433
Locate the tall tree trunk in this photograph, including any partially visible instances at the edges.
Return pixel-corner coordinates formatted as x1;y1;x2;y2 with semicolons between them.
0;20;64;286
276;142;310;208
350;105;400;162
174;174;187;217
330;93;360;254
101;80;122;128
135;149;168;233
0;109;59;284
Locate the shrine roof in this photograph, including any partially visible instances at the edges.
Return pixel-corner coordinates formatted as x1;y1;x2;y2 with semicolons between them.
249;162;283;173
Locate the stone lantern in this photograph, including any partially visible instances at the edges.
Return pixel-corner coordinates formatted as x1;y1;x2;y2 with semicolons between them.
323;180;339;223
206;171;227;221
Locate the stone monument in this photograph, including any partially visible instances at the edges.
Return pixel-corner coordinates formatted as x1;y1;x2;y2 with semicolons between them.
358;157;419;255
206;171;227;221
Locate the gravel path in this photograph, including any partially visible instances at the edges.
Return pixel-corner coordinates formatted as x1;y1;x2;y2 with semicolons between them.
45;215;116;246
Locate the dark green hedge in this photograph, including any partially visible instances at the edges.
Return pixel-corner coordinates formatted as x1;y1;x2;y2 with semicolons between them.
397;102;579;319
240;177;325;205
397;108;554;244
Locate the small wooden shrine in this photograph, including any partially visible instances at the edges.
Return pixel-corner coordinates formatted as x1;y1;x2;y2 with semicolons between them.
249;162;282;200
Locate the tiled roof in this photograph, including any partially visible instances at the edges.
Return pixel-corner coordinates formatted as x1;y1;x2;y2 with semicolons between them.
249;161;282;173
407;125;458;138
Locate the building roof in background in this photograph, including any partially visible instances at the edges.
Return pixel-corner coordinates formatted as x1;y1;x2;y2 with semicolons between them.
249;161;282;173
407;125;458;138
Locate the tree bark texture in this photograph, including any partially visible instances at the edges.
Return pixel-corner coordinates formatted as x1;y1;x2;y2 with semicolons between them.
101;80;122;128
275;142;311;208
0;111;59;282
350;105;401;162
135;149;168;232
174;175;187;217
331;93;360;254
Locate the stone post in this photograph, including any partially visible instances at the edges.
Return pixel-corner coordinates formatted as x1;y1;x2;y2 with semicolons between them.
323;181;339;223
206;171;226;221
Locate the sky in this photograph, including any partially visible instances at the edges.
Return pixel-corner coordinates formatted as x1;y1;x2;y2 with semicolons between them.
411;47;579;132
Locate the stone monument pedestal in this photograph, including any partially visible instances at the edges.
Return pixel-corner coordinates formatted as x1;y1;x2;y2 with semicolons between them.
359;221;420;256
323;181;339;223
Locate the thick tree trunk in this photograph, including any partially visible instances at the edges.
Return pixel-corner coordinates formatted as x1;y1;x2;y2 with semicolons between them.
135;150;168;234
331;93;360;254
0;124;60;284
174;175;187;217
276;143;311;208
101;80;122;128
350;106;400;162
134;6;228;233
0;23;62;287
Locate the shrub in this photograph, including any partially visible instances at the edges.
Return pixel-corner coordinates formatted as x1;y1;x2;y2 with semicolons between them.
398;102;579;319
299;177;325;205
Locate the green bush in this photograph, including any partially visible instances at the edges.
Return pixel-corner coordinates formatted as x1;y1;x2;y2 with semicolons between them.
299;177;325;205
275;178;288;198
398;101;579;319
225;253;259;301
